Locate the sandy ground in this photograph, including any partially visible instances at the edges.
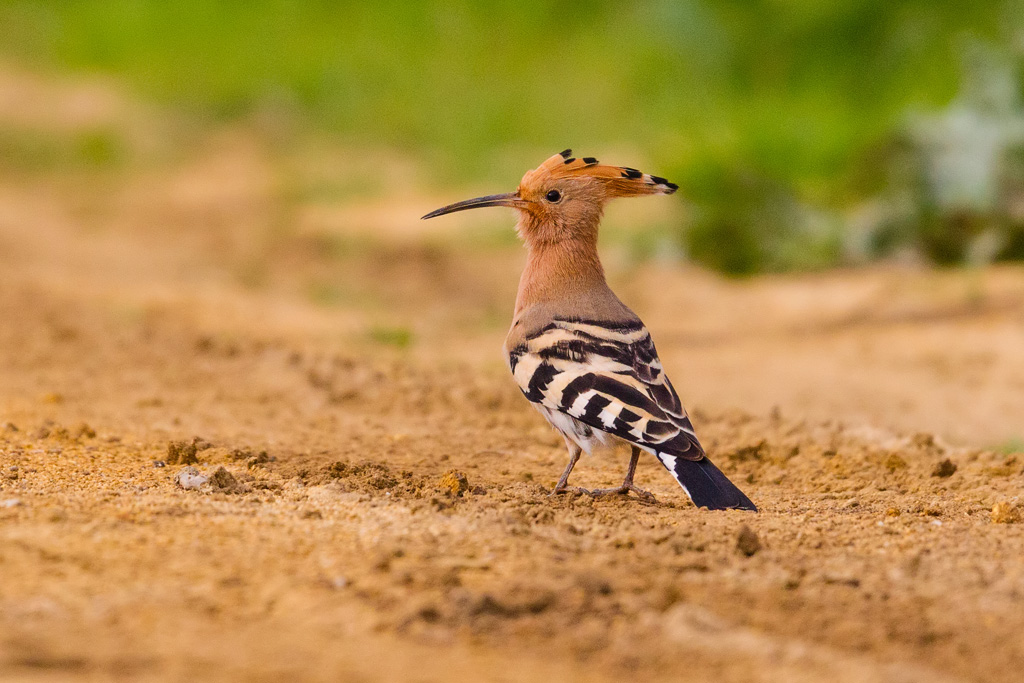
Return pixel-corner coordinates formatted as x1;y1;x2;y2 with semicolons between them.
1;82;1024;681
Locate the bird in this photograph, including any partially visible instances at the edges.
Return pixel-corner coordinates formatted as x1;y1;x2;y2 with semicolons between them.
422;149;756;511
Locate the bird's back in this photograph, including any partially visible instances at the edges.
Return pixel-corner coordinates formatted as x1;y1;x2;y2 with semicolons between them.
504;280;703;458
504;277;639;354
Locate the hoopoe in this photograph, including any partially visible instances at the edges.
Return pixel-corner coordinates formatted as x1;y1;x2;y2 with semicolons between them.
423;150;756;511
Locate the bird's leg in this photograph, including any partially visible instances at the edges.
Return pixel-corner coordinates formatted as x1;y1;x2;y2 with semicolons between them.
590;446;657;502
620;446;658;502
551;439;589;496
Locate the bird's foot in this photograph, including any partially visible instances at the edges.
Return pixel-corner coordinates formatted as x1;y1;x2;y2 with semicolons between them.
589;485;658;503
550;485;591;498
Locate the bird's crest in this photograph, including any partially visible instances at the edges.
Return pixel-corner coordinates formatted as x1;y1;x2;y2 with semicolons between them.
521;148;678;198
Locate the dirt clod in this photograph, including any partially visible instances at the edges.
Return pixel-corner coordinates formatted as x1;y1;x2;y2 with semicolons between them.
931;458;957;478
231;447;272;468
912;432;943;455
191;436;214;451
166;436;215;464
74;423;96;439
884;453;908;472
167;440;198;465
367;472;398;490
736;525;761;557
439;470;470;497
727;440;766;462
991;501;1021;524
325;461;349;478
209;466;244;493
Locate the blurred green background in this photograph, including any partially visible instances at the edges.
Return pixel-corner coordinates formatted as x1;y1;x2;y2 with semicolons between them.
2;0;1024;274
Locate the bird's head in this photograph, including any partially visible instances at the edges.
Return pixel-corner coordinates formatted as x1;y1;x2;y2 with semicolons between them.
422;149;677;245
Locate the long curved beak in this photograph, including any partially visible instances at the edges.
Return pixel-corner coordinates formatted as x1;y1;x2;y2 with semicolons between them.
421;192;524;220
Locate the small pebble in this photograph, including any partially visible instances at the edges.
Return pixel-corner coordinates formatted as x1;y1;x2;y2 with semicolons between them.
174;466;209;490
153;460;166;468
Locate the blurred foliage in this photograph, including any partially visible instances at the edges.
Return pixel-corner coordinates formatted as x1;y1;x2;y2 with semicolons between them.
368;326;414;349
1;0;1023;273
0;127;127;171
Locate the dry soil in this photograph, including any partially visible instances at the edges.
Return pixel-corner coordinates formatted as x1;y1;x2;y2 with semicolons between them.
1;87;1024;682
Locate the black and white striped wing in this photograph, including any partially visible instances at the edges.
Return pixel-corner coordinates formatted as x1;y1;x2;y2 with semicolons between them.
507;318;704;460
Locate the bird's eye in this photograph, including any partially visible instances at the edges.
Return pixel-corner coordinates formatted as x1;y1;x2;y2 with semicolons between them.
545;189;562;203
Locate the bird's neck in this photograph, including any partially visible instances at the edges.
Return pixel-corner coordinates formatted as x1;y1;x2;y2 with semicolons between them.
514;233;607;316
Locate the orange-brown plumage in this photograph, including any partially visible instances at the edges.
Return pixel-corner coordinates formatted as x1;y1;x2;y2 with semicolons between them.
522;148;677;197
507;150;677;321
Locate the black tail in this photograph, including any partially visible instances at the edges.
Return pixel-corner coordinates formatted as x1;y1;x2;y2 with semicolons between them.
656;453;757;511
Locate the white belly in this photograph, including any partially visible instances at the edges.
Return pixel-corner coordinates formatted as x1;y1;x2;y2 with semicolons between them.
536;404;617;454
